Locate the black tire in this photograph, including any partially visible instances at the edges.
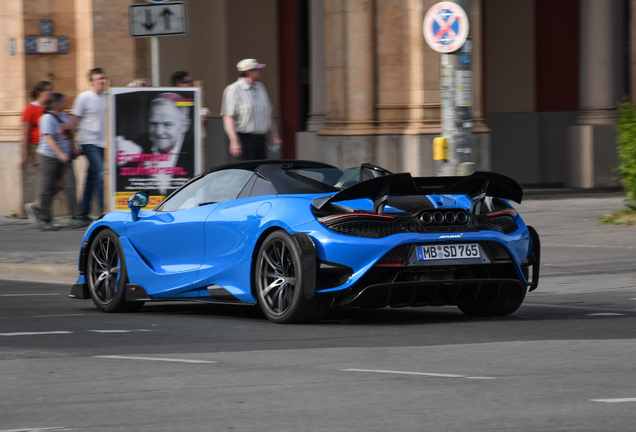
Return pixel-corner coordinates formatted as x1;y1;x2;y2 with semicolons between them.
86;229;143;313
254;231;328;323
457;284;527;317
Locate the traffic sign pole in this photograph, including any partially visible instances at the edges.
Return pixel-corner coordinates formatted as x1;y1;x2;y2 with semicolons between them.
151;36;160;86
440;53;458;176
424;1;473;177
454;39;474;176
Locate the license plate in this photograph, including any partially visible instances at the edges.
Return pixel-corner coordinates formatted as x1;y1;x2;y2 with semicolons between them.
417;244;480;261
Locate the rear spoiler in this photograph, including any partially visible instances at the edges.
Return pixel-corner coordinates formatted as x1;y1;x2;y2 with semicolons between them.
312;171;523;215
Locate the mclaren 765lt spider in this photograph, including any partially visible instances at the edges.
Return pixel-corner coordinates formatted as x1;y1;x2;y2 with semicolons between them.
70;160;540;323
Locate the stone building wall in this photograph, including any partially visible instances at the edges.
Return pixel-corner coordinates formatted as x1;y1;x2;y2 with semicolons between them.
0;0;142;217
300;0;489;177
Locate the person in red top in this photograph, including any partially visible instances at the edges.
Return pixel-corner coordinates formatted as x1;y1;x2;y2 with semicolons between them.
22;81;53;224
22;81;53;167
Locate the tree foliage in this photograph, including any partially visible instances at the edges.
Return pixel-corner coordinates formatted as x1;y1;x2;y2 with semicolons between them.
617;100;636;200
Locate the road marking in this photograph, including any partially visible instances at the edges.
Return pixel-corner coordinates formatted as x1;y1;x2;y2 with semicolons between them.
95;355;216;364
1;293;60;297
591;398;636;403
544;243;636;250
34;314;86;318
89;330;131;333
342;368;495;380
88;329;151;333
0;331;72;337
0;428;77;432
586;313;625;316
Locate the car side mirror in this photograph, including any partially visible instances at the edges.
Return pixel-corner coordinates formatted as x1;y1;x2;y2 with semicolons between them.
128;192;149;222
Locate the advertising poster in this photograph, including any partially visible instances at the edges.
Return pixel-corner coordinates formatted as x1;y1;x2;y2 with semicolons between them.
110;88;201;210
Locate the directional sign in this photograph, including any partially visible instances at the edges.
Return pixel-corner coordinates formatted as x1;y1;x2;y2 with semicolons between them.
129;1;188;38
423;2;469;53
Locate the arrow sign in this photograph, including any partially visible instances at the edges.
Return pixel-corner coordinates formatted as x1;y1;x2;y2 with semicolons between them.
160;8;175;30
142;10;156;31
129;2;188;38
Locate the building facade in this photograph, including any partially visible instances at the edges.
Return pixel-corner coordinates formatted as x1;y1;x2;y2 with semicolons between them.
0;0;633;216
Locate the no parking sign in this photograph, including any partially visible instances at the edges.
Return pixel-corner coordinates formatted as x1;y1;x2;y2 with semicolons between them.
423;2;469;53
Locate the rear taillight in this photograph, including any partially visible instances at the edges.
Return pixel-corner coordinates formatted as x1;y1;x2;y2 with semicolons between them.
485;209;517;218
318;213;396;225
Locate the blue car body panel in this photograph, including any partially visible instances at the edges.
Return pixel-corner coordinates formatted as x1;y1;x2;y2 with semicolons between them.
74;161;539;310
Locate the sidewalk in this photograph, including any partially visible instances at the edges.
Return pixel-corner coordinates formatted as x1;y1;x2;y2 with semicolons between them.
0;191;631;287
0;217;84;284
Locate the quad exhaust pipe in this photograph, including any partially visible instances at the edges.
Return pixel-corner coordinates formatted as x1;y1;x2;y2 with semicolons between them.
420;210;469;225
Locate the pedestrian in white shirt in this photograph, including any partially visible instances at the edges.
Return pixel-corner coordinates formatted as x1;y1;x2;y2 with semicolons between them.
70;68;107;222
221;59;282;160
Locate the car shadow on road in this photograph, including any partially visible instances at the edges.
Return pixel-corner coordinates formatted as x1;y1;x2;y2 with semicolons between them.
129;301;529;326
138;301;265;320
322;306;526;325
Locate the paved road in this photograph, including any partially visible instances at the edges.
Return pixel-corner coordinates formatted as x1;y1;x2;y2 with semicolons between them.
1;195;635;431
1;279;635;432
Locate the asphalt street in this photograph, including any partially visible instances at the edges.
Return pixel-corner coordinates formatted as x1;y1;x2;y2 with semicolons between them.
1;194;635;431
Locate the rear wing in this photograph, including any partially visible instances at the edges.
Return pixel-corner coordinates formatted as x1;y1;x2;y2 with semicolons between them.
312;171;523;215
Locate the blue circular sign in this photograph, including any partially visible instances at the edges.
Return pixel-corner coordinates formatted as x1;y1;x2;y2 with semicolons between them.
423;2;469;53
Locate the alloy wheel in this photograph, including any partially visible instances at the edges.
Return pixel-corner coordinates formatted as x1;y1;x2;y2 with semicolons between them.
258;239;298;317
88;235;121;305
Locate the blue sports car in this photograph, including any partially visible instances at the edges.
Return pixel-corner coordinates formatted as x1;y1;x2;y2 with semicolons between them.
70;160;540;323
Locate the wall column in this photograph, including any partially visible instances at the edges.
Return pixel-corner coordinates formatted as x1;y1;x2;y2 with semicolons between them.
568;0;624;188
74;0;94;92
345;0;374;130
306;0;327;132
406;0;425;129
470;0;486;132
577;0;624;125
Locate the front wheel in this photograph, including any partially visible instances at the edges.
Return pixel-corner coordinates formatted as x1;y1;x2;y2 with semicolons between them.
254;231;328;323
86;229;142;313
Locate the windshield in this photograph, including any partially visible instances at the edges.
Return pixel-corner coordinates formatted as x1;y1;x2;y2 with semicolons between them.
156;169;253;212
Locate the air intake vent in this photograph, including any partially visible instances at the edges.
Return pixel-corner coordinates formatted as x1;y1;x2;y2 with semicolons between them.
327;215;517;238
481;241;511;260
378;244;413;263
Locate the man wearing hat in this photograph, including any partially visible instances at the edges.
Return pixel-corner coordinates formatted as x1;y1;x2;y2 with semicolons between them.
221;58;282;160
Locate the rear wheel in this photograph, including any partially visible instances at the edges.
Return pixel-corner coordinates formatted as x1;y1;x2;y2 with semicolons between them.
254;231;328;323
86;229;143;313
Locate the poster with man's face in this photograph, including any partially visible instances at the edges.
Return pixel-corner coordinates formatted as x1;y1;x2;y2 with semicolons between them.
110;88;201;210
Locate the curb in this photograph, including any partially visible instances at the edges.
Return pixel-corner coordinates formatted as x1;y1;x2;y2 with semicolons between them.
0;264;76;285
